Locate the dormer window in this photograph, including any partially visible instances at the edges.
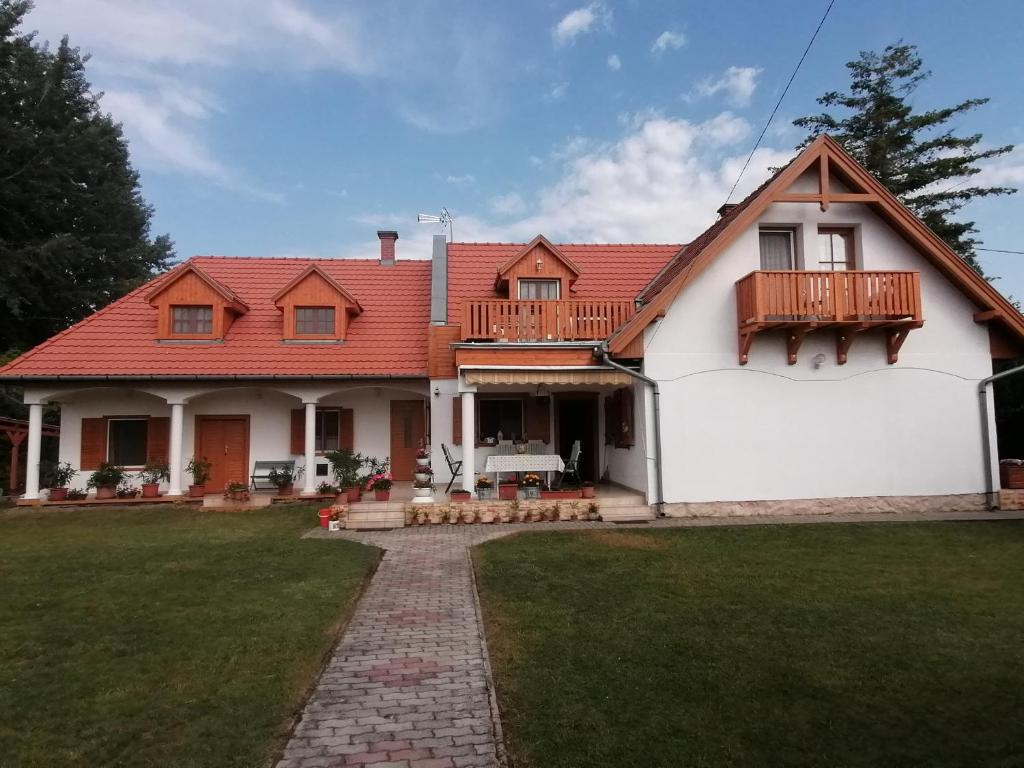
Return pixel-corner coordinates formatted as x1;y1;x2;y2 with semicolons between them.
172;305;213;335
296;307;336;335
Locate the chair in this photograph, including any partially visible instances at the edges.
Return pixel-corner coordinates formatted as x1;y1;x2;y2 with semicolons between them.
441;444;463;493
496;440;514;455
527;440;545;455
558;440;581;488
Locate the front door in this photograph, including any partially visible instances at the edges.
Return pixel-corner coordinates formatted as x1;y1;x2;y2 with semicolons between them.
554;394;599;482
196;416;249;492
389;400;426;480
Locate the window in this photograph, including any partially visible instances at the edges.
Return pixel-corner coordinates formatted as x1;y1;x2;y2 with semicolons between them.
518;279;560;300
295;306;336;335
172;305;213;334
478;398;524;442
315;409;340;452
108;419;148;466
759;229;795;270
818;228;854;271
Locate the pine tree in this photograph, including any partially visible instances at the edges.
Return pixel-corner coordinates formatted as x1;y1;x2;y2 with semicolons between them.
794;43;1015;273
0;0;174;356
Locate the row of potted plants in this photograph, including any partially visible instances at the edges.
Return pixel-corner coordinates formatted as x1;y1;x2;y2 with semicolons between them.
407;500;601;525
318;450;394;502
451;475;596;502
45;460;173;501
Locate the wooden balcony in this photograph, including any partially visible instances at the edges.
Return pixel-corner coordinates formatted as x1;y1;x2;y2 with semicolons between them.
461;299;635;342
735;270;924;365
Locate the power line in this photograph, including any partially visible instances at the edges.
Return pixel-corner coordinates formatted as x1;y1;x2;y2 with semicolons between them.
977;247;1024;256
724;0;837;205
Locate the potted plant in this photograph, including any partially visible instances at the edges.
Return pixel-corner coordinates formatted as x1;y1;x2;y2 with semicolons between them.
475;475;494;499
451;489;471;502
581;480;596;499
316;480;337;496
45;462;77;501
586;502;601;521
140;459;170;498
328;506;346;531
326;449;365;502
414;464;433;484
224;481;250;502
116;484;140;499
66;488;88;501
363;456;392;501
186;456;212;497
268;465;303;497
87;462;127;500
1000;459;1024;489
519;473;541;500
412;477;433;501
415;446;430;468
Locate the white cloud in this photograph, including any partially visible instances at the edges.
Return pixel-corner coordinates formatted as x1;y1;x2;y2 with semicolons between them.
553;2;611;45
446;174;476;186
546;82;570;102
651;30;686;54
607;53;622;71
693;66;763;107
490;192;527;216
974;147;1024;187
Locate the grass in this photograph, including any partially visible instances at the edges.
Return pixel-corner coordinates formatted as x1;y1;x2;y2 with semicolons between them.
474;522;1024;768
0;505;379;768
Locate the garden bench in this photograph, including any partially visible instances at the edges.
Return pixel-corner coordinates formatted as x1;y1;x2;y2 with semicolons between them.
250;460;295;491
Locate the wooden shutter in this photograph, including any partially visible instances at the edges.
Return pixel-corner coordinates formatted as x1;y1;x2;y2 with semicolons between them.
604;394;615;446
525;396;550;442
290;409;304;454
81;418;108;470
146;417;170;463
617;387;635;448
452;396;462;445
340;408;354;451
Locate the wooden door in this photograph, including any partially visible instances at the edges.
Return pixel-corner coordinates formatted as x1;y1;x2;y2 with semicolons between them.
196;416;249;492
390;400;426;480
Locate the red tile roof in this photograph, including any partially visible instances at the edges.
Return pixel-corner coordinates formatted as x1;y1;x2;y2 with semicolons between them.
0;256;432;378
446;242;683;324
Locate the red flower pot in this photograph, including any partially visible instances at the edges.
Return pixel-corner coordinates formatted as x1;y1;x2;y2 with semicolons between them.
142;483;160;498
318;508;331;528
581;485;596;499
95;486;116;500
498;483;518;501
48;487;69;501
347;487;361;503
374;489;390;501
188;484;206;498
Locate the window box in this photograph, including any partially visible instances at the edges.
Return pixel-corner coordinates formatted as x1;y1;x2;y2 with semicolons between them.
498;482;518;500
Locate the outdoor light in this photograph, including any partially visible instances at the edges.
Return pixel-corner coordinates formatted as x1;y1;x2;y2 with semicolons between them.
433;386;440;398
813;353;826;369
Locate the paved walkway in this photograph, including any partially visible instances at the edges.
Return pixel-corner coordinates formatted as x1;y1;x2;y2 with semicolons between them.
278;509;1024;767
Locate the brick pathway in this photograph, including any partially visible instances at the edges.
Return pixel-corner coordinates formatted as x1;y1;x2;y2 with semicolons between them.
279;509;1024;767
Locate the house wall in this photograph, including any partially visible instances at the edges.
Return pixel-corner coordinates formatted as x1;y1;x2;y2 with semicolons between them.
602;381;656;498
644;199;994;508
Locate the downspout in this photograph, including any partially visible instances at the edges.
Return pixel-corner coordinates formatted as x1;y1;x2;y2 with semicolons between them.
595;343;665;516
978;360;1024;508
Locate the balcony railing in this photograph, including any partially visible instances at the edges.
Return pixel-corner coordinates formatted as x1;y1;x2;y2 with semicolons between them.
735;270;923;365
461;299;635;342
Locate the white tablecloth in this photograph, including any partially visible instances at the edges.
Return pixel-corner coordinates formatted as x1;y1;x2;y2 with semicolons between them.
484;454;565;474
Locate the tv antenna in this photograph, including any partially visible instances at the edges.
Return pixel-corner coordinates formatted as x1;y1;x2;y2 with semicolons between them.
417;207;454;241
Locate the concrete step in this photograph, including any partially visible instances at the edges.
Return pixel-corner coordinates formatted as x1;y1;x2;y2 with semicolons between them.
598;505;657;522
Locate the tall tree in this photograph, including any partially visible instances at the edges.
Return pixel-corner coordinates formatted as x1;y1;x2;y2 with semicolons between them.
0;0;173;357
794;43;1015;273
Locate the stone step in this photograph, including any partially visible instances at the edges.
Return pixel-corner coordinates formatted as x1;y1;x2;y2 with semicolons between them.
599;505;657;522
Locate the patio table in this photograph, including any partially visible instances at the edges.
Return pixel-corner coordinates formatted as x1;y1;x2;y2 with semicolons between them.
484;453;565;488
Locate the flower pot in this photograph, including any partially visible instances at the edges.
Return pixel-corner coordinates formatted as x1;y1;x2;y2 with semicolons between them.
498;483;518;501
416;456;430;467
318;508;331;528
451;490;471;502
476;487;494;500
1000;464;1024;489
142;483;160;498
188;484;206;498
277;484;294;497
95;485;116;500
48;487;69;501
328;519;341;532
521;486;540;500
413;486;433;499
540;489;580;500
414;471;432;483
581;485;596;499
343;486;359;503
374;489;390;501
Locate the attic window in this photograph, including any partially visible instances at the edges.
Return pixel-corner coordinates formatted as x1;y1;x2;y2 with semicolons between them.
295;307;336;335
172;305;213;334
518;279;560;300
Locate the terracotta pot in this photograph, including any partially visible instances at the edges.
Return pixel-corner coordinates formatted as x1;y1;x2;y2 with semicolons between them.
48;487;69;501
374;489;390;501
188;484;206;498
498;483;518;501
95;486;116;500
451;490;471;502
278;484;294;497
347;486;361;503
142;483;160;498
581;485;596;499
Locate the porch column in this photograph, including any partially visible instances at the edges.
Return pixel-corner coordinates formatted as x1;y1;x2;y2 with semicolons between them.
302;401;317;496
22;403;42;500
461;391;475;495
167;402;184;496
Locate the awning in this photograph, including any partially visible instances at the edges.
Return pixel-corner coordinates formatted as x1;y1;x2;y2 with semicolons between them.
463;368;632;386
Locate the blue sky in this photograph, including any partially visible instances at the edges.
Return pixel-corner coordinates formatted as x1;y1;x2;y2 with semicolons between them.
26;0;1024;300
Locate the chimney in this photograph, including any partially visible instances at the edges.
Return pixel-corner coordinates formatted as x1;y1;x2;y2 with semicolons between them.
377;230;398;266
430;234;448;325
716;203;738;218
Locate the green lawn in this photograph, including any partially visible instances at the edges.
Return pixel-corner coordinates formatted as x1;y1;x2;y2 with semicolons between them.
474;522;1024;768
0;506;378;768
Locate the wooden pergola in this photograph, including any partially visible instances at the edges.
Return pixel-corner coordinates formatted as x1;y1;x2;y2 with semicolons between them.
1;417;60;495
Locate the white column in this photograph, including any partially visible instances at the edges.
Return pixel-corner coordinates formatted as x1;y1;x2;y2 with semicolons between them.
302;401;317;495
167;402;184;496
461;390;475;495
22;403;43;500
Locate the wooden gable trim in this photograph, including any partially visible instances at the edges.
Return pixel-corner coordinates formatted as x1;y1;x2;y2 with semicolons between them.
146;262;248;314
609;134;1024;354
272;264;363;313
494;235;582;292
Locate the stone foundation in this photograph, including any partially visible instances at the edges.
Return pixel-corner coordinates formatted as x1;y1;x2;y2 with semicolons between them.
663;493;988;518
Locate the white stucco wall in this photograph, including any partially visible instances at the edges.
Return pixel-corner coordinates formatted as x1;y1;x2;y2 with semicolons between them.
29;380;427;494
643;197;996;503
603;381;656;498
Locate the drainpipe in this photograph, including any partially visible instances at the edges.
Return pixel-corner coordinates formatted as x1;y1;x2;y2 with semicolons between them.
979;360;1024;508
595;344;665;516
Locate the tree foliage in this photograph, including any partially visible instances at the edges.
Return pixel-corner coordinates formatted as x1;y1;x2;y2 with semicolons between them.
0;0;173;357
794;43;1015;272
